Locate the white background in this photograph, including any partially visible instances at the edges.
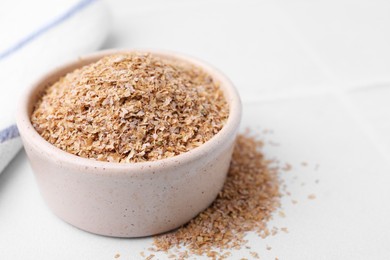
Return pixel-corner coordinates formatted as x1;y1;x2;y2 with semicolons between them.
1;0;390;259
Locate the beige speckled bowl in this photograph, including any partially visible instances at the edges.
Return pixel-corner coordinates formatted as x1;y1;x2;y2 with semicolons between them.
16;49;242;237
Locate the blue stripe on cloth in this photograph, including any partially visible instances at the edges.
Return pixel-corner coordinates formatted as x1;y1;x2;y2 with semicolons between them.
0;0;97;60
0;124;19;143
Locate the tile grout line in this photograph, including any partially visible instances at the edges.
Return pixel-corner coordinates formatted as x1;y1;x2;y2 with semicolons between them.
271;2;390;162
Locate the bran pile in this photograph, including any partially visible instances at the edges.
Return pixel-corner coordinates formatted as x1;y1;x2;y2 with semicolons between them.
31;52;228;163
152;134;281;258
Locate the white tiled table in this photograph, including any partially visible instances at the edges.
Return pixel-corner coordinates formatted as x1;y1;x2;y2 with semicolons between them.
1;0;390;259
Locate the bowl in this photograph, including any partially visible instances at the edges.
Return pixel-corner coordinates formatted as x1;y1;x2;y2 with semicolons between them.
16;49;242;237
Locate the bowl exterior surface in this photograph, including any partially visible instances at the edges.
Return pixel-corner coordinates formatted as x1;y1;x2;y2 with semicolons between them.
22;134;235;237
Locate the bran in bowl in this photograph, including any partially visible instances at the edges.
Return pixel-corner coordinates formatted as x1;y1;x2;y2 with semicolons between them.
31;52;229;163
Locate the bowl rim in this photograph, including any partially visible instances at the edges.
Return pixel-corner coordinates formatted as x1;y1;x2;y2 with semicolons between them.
16;49;242;173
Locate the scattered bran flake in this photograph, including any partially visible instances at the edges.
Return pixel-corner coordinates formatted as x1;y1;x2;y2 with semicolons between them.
278;211;286;218
221;252;232;258
206;251;218;258
266;245;272;251
281;163;292;171
114;253;120;258
140;251;145;257
281;227;289;233
250;251;260;259
178;251;189;258
271;227;279;236
259;228;269;239
31;52;228;163
308;194;316;200
145;254;155;260
152;134;281;257
291;199;298;204
301;162;308;167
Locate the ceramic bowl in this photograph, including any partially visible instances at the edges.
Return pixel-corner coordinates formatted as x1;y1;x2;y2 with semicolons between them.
16;49;242;237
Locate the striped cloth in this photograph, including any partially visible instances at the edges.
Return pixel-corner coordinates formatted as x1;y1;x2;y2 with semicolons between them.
0;0;110;173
